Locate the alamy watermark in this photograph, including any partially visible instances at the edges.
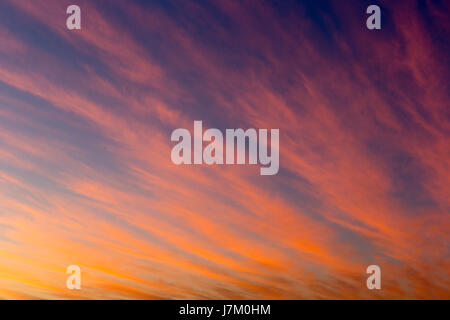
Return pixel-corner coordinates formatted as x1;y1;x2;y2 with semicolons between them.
366;265;381;290
171;121;279;175
66;265;81;290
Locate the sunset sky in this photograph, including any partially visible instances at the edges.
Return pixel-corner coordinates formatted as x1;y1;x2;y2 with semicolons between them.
0;0;448;299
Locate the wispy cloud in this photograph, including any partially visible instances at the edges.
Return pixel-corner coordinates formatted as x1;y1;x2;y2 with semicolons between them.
0;0;448;299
